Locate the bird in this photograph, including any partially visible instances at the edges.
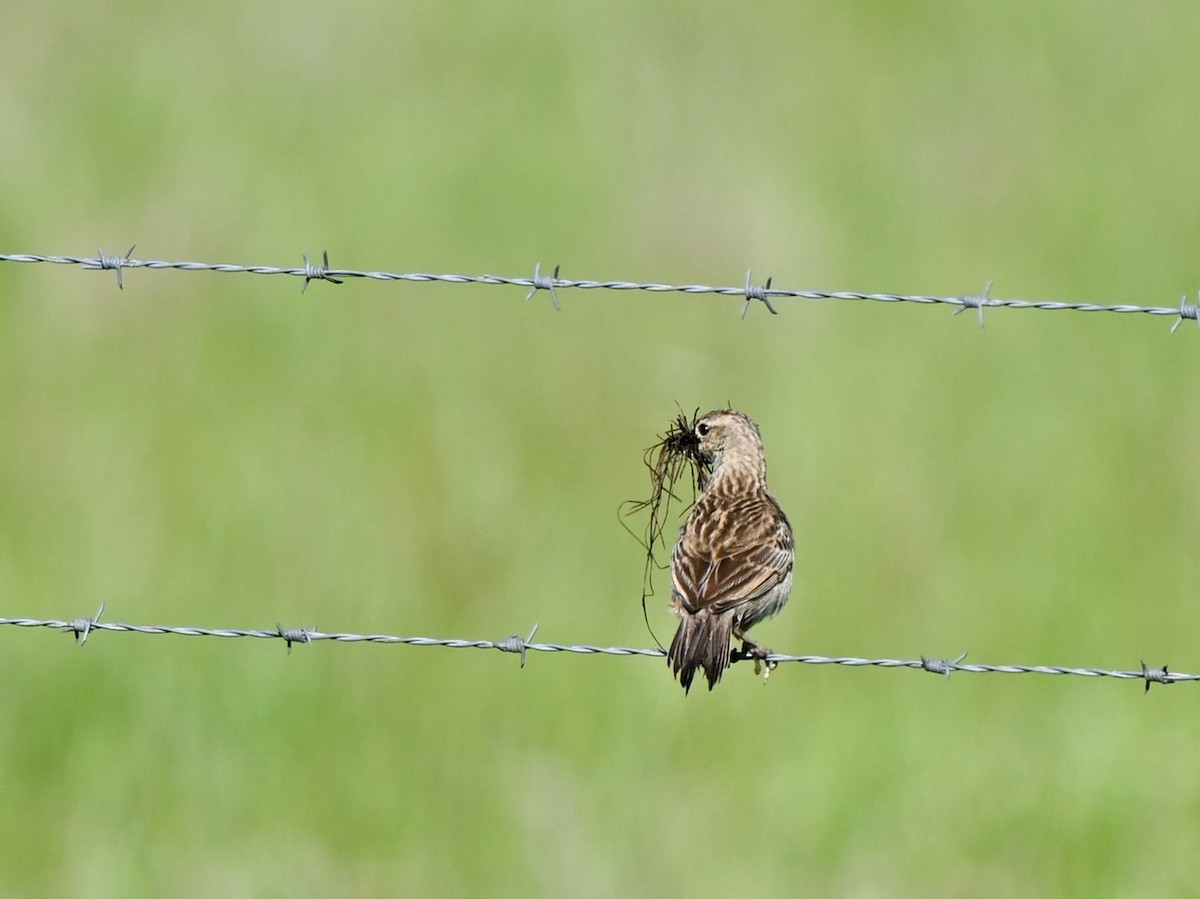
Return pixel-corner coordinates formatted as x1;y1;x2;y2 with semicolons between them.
667;409;794;693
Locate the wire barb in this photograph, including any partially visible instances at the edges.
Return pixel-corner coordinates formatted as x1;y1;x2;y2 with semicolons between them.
1170;292;1200;334
741;269;777;318
1141;660;1172;692
956;278;992;328
525;262;562;311
67;603;105;645
921;651;969;677
276;623;314;653
90;245;136;289
301;250;343;294
497;623;539;667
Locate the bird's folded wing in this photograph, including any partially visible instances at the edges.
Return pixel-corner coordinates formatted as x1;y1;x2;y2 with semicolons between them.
672;535;792;615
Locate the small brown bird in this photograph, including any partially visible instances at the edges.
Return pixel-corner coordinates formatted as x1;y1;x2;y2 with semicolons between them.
668;409;794;692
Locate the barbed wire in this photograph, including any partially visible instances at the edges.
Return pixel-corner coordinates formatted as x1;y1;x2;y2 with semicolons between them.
2;250;1195;689
2;249;1199;329
0;606;1190;692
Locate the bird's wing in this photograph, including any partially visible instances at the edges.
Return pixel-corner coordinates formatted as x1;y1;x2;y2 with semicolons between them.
671;517;793;615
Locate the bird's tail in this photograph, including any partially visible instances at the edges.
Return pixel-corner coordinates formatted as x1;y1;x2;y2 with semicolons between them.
667;610;734;693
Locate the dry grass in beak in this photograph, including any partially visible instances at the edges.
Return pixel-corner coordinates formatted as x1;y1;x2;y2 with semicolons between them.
620;410;713;646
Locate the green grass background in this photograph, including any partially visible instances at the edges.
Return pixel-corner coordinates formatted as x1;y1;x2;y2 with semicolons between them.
3;2;1200;896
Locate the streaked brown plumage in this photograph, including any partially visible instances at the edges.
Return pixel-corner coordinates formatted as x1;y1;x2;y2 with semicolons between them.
667;409;794;692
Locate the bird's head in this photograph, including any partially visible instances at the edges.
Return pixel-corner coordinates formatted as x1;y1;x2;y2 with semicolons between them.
693;409;767;480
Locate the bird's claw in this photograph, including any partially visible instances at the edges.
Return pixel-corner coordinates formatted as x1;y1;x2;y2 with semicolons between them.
740;639;777;682
754;657;779;681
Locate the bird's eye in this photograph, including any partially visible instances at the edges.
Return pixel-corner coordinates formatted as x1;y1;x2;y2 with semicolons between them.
696;422;710;437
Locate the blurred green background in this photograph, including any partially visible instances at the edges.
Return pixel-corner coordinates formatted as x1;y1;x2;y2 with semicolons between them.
3;2;1200;896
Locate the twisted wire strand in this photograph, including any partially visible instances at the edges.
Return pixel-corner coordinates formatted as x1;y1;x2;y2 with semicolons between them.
0;612;1191;689
2;251;1198;326
1;250;1194;687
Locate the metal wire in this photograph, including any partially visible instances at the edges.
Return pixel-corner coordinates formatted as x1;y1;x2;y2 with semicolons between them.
0;250;1192;691
0;608;1189;691
2;250;1199;328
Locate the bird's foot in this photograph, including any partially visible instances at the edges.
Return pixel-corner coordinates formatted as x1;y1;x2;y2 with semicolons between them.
737;638;778;681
